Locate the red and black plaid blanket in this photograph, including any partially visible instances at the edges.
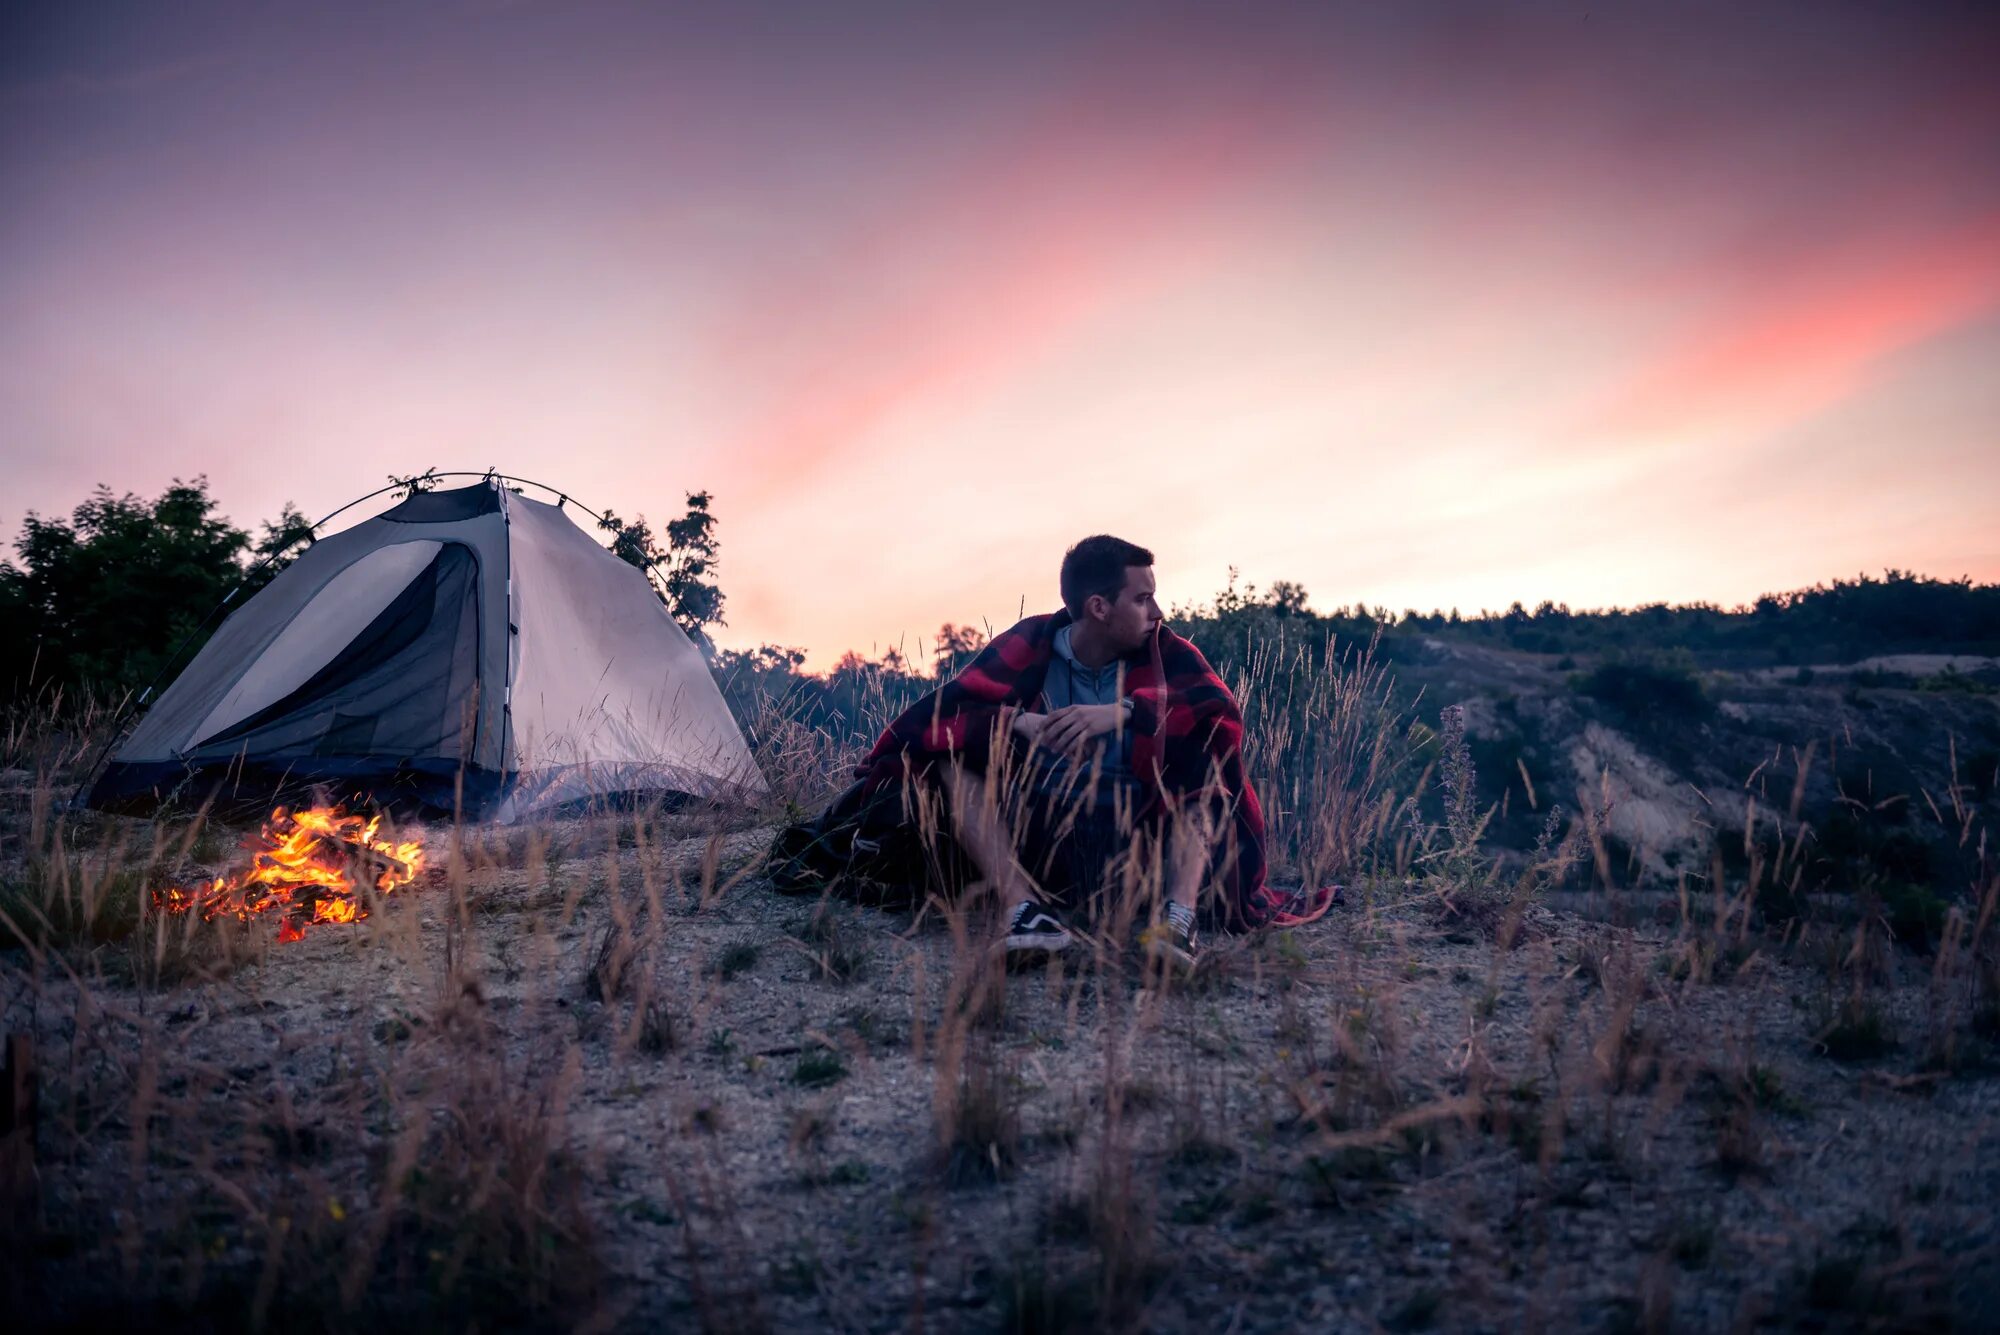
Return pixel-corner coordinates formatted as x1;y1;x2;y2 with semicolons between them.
855;611;1333;930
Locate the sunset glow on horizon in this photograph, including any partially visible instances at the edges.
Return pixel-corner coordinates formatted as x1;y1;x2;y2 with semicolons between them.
4;2;1997;669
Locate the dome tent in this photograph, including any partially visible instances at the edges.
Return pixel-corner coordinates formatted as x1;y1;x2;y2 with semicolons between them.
87;478;764;821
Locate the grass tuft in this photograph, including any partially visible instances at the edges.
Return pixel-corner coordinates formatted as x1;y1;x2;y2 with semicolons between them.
791;1048;847;1088
1814;997;1898;1062
715;940;760;980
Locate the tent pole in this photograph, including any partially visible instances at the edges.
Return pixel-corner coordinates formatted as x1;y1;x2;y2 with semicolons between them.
69;469;677;810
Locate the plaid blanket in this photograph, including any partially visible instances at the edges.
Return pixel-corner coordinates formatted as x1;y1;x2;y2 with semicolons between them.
856;611;1333;930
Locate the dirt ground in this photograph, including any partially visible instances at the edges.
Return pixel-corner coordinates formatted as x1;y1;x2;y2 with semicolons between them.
8;806;1999;1333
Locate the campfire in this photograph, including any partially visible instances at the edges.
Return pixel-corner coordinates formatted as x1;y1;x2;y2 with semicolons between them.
155;806;425;943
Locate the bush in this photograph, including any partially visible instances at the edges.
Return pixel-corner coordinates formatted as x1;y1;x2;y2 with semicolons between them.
1917;667;1993;695
0;478;307;703
715;941;760;980
792;1049;847;1088
1816;807;1937;890
1878;882;1949;953
1814;998;1897;1062
1572;656;1712;724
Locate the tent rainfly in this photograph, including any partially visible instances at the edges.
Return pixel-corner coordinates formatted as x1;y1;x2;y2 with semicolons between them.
88;479;765;821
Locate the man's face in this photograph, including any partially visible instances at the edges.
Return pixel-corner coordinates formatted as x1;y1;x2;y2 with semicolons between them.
1088;565;1162;653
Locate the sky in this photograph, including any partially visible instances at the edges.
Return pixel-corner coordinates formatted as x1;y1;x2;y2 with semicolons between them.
3;0;1998;669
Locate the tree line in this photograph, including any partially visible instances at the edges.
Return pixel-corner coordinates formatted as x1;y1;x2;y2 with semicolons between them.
0;476;725;708
5;477;1996;723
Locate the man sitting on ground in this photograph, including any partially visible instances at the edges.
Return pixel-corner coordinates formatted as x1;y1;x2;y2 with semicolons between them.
847;535;1326;967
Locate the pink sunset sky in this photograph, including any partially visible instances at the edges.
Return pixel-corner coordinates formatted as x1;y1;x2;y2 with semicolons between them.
4;1;1998;669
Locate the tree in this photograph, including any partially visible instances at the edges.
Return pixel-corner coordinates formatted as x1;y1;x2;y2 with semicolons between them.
254;503;316;577
0;478;301;701
1264;579;1311;618
386;468;440;497
933;622;987;678
598;490;727;648
662;491;725;637
747;644;806;672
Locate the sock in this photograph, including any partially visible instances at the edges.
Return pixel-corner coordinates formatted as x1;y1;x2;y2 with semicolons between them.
1166;902;1196;934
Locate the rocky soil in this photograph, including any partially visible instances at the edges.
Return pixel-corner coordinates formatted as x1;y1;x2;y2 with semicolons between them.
7;804;1999;1332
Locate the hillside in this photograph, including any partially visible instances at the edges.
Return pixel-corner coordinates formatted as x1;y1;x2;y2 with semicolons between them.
3;794;1997;1331
1387;638;2000;896
4;643;1999;1331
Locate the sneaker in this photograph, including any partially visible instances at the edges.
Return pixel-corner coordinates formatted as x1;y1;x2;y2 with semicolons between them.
1143;915;1200;971
1000;901;1073;959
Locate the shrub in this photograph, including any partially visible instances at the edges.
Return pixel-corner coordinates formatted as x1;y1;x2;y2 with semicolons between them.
1878;882;1949;953
1814;998;1897;1062
1917;666;1992;695
715;941;760;980
939;1052;1021;1186
800;908;869;984
792;1048;847;1088
1572;655;1712;725
994;1256;1099;1334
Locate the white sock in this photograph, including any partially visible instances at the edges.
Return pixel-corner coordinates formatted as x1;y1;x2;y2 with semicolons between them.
1166;901;1196;933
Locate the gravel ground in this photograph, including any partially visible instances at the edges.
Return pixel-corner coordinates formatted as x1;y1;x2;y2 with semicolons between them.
6;808;2000;1332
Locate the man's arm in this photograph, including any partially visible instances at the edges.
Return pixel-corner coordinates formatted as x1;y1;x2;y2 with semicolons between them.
1035;699;1132;754
1011;709;1049;743
861;616;1053;775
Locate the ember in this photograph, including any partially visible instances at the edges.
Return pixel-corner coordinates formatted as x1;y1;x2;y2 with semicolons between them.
155;805;424;942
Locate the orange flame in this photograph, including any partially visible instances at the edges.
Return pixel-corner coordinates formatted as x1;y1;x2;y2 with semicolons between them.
155;805;424;942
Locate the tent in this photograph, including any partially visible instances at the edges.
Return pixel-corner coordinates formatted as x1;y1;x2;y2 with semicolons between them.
87;479;765;821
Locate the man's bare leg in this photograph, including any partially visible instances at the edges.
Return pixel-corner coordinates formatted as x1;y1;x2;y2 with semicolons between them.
1163;797;1215;910
942;764;1063;952
1151;800;1213;967
1166;840;1203;913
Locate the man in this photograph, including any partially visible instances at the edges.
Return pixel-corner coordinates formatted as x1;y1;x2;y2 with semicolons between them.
848;536;1323;968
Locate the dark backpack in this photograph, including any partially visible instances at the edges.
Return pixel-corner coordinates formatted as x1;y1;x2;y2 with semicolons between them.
767;779;971;908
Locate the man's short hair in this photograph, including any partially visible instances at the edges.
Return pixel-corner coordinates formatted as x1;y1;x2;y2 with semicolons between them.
1060;535;1154;617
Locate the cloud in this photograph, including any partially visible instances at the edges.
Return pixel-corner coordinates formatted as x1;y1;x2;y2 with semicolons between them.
700;45;1314;503
1573;213;2000;448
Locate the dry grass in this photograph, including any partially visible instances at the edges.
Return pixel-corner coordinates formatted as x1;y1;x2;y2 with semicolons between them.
4;650;1998;1332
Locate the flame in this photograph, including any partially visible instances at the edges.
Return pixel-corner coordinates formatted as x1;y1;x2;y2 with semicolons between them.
155;805;424;942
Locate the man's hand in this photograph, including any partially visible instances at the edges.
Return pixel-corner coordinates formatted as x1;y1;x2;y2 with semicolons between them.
1038;703;1124;755
1011;711;1050;744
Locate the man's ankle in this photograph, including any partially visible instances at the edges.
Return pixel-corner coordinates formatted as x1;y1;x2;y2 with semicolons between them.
1165;901;1196;933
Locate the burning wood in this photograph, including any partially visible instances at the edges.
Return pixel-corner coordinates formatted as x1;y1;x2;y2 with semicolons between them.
155;805;424;943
